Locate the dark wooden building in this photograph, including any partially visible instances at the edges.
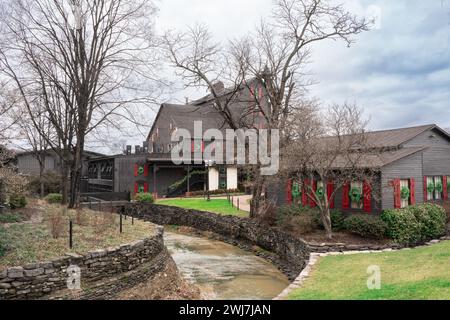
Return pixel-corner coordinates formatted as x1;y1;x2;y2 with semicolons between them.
272;124;450;214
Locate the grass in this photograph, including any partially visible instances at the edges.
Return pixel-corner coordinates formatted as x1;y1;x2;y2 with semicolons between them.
156;198;249;217
0;212;25;224
288;241;450;300
0;200;155;270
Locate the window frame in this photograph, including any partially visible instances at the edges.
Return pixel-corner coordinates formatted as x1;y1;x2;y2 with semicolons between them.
350;181;363;210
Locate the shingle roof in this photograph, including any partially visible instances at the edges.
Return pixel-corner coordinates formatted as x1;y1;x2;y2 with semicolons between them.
320;124;438;150
154;103;231;136
330;146;428;169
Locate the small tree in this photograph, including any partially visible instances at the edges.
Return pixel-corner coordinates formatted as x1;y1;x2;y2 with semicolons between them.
284;103;378;239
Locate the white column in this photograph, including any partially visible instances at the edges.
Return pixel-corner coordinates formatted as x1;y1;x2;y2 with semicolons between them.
227;166;238;190
208;167;219;191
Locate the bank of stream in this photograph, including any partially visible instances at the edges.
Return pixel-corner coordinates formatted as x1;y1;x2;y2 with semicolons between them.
164;230;290;300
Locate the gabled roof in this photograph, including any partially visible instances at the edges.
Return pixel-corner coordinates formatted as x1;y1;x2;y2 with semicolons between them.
362;124;448;148
330;146;428;169
147;103;231;140
320;124;450;151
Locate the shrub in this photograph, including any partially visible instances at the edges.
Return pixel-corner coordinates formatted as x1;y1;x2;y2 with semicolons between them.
48;210;66;239
408;204;446;240
314;210;346;231
0;212;23;224
134;193;154;204
382;204;447;245
0;226;8;257
441;201;450;223
381;208;422;244
343;214;387;239
276;206;319;234
28;172;62;196
45;193;63;204
8;195;27;209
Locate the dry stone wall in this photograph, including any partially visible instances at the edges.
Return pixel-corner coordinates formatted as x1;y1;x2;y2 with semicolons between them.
0;227;171;300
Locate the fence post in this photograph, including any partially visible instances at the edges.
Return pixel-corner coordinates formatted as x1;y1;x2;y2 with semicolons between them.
237;198;240;211
89;199;92;210
231;196;234;208
120;213;123;234
99;200;102;212
69;220;73;249
132;216;134;226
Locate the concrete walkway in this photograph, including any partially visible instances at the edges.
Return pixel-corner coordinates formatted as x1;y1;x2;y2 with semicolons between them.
217;194;252;212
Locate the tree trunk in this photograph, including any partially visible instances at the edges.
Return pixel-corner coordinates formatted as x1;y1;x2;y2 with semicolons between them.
322;208;333;240
69;137;85;209
39;158;45;198
250;173;266;218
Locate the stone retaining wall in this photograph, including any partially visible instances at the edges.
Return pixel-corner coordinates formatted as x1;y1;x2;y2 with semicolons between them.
120;204;310;279
0;227;169;300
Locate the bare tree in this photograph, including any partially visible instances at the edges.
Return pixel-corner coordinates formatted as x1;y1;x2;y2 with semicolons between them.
283;103;378;239
164;0;369;217
0;0;162;207
13;98;56;198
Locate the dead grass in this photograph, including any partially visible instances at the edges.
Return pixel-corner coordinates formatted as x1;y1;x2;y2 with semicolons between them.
0;200;155;270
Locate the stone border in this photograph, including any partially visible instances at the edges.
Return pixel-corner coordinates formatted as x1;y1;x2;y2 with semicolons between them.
120;204;311;281
274;235;450;300
0;226;168;300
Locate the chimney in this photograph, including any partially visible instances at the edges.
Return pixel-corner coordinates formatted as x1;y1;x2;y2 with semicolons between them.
142;141;149;154
211;81;224;94
126;145;132;155
135;145;141;155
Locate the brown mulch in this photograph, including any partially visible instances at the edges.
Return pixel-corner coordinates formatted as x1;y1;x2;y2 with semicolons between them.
291;230;392;246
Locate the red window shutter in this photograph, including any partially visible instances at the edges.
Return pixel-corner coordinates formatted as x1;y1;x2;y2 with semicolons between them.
342;183;350;209
302;180;309;207
144;183;149;193
144;164;149;177
423;176;428;202
327;181;335;209
286;179;293;205
443;176;448;201
393;179;401;209
134;164;138;177
191;140;195;153
410;178;416;205
134;183;138;194
310;180;317;207
363;181;372;214
201;141;205;153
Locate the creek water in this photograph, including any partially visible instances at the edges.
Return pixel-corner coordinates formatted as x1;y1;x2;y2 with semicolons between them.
164;231;290;300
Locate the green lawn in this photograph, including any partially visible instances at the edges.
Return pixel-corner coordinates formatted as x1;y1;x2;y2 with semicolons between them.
288;241;450;300
156;198;249;217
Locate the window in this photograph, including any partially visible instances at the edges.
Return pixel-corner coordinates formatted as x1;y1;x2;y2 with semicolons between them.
400;179;410;209
427;176;443;201
350;181;363;209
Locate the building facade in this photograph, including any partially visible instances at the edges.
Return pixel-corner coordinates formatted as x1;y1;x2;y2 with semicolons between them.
272;124;450;214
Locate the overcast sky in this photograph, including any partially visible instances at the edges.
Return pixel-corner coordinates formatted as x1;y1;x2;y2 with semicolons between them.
89;0;450;154
157;0;450;128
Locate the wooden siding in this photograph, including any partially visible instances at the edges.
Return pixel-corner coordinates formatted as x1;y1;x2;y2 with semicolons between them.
17;154;59;175
381;152;424;210
269;174;383;214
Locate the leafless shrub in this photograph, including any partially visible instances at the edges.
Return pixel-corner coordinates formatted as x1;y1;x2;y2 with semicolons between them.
48;209;66;239
75;209;89;227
